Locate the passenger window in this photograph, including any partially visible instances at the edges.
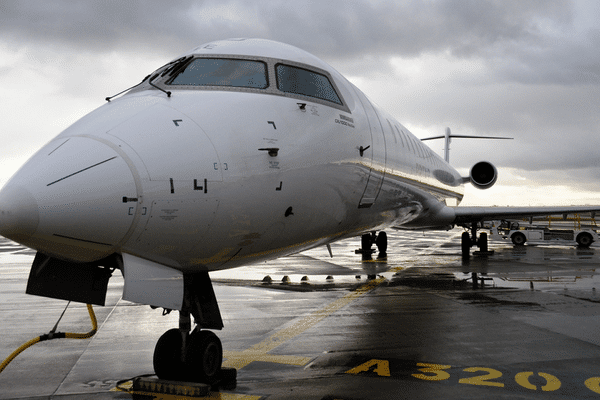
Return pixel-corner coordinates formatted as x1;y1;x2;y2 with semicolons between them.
276;64;342;105
169;58;268;89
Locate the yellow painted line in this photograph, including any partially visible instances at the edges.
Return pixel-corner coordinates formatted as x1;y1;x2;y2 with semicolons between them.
205;394;262;400
223;351;311;367
222;277;386;370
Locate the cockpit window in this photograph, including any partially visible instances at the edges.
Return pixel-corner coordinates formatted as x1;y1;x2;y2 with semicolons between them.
276;64;342;105
169;58;268;89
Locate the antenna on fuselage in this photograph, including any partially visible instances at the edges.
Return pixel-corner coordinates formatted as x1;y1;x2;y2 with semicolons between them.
421;127;513;163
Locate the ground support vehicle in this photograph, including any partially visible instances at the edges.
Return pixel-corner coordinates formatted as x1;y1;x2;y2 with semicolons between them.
485;214;598;247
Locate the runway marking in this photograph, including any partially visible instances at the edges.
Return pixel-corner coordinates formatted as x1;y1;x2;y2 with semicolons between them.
411;362;451;381
222;277;386;370
346;359;390;377
222;232;459;370
586;377;600;394
205;394;262;400
346;359;599;395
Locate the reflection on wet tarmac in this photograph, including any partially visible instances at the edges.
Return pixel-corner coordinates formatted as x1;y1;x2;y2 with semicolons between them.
2;229;600;399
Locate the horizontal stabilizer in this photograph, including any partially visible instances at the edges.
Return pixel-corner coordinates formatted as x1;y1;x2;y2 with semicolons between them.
421;127;512;162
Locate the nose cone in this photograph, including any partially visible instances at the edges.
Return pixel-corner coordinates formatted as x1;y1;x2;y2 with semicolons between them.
0;136;139;262
0;184;39;242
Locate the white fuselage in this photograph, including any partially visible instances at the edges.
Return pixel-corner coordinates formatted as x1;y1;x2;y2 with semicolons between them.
0;39;464;273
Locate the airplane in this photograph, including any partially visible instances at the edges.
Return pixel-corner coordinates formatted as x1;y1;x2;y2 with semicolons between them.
1;38;599;383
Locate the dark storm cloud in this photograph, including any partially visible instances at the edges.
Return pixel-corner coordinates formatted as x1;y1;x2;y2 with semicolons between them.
0;0;598;203
0;1;575;60
0;0;202;55
4;0;595;86
485;28;600;85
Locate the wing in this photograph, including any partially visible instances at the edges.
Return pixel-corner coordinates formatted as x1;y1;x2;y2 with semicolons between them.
452;206;600;225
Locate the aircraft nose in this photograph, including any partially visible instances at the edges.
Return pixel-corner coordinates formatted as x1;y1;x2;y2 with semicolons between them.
0;184;39;243
0;136;140;262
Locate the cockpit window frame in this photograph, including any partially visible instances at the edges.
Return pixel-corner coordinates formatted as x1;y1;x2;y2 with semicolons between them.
140;54;350;112
275;63;343;105
270;58;348;112
166;57;270;90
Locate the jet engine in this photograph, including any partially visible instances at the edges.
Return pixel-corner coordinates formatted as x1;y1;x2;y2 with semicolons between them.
468;161;497;189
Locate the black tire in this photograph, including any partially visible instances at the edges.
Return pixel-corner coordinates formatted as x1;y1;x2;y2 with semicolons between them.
511;232;527;246
153;328;185;381
576;232;594;248
361;233;372;253
186;330;223;383
478;232;488;252
375;231;388;254
461;232;471;257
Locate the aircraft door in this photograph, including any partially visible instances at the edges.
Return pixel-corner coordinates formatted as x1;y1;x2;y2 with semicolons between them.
354;90;387;208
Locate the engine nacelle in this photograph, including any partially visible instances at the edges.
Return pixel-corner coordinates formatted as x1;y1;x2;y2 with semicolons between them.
469;161;497;189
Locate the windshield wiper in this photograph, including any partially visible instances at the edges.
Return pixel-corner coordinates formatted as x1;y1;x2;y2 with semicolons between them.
148;74;172;98
105;56;191;102
105;78;148;102
161;55;193;78
105;72;170;102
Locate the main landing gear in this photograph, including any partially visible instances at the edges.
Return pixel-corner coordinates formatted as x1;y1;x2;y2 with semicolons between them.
357;231;388;258
356;231;388;279
461;222;494;258
153;272;229;384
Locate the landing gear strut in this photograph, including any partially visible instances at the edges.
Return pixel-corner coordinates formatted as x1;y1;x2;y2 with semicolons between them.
460;222;494;258
358;231;387;257
357;231;388;280
153;272;227;384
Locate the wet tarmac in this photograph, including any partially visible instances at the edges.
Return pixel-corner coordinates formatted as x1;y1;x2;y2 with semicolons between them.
1;229;600;399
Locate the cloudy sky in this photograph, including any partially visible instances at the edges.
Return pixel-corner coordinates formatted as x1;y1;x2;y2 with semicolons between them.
1;0;599;206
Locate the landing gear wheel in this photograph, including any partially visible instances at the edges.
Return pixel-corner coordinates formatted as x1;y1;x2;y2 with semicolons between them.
461;232;471;257
153;328;185;381
187;330;223;383
375;231;388;255
361;233;373;254
511;232;527;246
478;232;488;252
576;232;594;248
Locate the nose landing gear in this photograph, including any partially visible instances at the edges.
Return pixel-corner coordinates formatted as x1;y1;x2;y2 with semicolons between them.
187;329;223;381
153;320;223;383
152;272;230;384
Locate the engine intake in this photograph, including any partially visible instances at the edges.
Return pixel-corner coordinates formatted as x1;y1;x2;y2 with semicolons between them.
469;161;497;189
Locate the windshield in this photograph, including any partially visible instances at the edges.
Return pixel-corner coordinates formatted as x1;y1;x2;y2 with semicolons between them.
276;64;342;105
169;58;268;89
